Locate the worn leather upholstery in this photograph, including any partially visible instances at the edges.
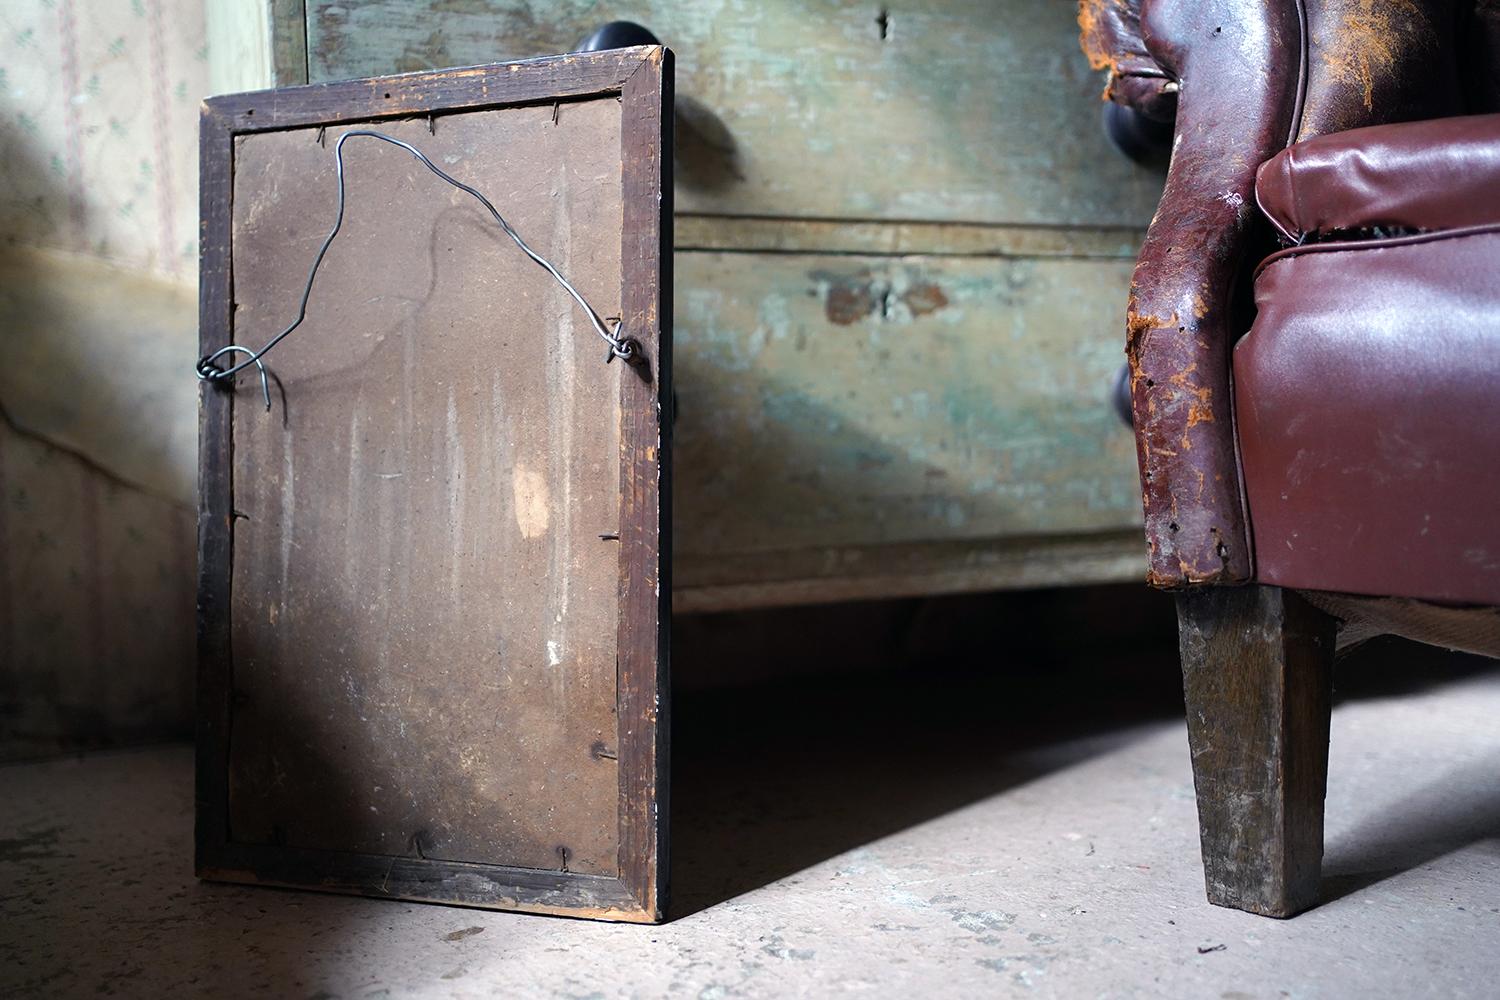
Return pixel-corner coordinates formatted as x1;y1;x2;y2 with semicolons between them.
1256;113;1500;241
1077;0;1177;122
1237;223;1500;605
1295;0;1467;140
1238;113;1500;607
1079;0;1494;590
1117;0;1306;587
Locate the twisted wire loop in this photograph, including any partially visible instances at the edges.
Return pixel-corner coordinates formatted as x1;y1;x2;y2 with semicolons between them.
195;129;633;411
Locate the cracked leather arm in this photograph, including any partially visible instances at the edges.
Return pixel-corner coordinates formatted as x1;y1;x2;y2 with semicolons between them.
1121;0;1306;588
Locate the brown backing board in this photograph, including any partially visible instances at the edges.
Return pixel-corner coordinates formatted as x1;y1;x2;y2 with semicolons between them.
196;48;672;922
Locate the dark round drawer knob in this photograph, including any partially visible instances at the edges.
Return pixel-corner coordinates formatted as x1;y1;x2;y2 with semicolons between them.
1113;362;1134;428
575;21;661;52
1102;101;1173;169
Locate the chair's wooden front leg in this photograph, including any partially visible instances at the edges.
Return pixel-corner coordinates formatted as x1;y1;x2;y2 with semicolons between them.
1176;585;1337;917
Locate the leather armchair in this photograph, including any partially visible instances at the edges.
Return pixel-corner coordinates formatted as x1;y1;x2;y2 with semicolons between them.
1079;0;1500;916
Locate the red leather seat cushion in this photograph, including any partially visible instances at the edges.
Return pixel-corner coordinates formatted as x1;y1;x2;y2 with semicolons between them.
1235;228;1500;606
1255;113;1500;242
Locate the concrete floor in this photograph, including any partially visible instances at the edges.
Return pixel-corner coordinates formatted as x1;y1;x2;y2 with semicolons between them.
3;646;1498;998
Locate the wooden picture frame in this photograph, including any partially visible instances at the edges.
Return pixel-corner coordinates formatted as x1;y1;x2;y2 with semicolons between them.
195;47;672;922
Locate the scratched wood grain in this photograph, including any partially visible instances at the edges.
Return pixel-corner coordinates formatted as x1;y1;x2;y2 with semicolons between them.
300;0;1163;229
226;105;625;876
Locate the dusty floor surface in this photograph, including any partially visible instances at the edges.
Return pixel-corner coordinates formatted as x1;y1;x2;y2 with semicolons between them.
2;646;1497;998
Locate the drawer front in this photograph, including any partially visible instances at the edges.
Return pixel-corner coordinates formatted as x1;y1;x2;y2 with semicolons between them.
671;247;1144;607
675;250;1142;551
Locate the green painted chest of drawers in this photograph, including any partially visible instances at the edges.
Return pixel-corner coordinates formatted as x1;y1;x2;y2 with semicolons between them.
253;0;1161;610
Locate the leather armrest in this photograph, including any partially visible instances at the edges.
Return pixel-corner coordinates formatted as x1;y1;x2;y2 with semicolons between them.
1121;0;1306;587
1256;113;1500;241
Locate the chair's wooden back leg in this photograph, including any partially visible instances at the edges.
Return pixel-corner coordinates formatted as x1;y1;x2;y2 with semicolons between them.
1177;585;1337;917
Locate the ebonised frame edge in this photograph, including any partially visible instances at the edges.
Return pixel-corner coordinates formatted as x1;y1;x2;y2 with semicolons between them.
195;46;673;923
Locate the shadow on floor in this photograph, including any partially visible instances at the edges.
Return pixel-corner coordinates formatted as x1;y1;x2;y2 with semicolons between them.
669;594;1500;920
1332;634;1500;700
1321;759;1500;905
668;584;1187;918
1321;637;1500;904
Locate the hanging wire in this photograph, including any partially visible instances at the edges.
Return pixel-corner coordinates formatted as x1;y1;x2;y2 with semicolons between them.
195;128;632;410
